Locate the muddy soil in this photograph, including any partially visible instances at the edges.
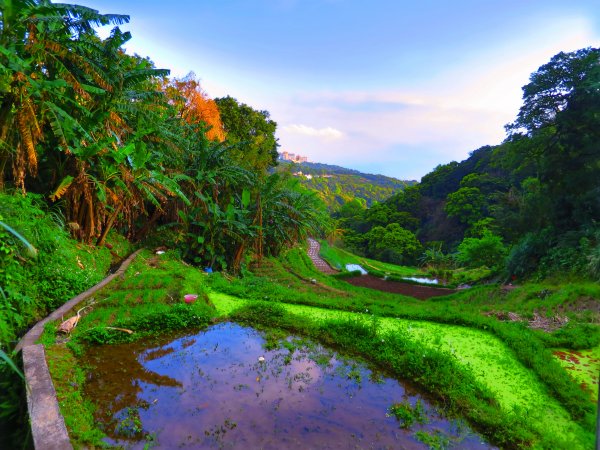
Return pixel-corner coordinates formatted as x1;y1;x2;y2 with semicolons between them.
344;275;457;300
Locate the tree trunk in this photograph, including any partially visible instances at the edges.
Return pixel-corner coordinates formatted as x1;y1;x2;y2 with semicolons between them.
255;194;263;264
96;206;121;247
232;242;245;273
134;207;163;241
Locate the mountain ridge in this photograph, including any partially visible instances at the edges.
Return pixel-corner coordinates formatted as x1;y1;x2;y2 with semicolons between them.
275;160;415;209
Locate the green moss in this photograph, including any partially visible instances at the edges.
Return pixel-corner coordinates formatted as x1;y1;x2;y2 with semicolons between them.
45;346;106;448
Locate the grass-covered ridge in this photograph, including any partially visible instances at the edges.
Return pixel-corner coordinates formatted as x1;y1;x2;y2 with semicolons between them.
39;249;599;449
208;248;598;428
318;239;421;276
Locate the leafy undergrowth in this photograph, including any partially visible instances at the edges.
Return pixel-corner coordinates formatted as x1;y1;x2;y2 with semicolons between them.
0;192;132;349
441;266;493;286
0;192;132;449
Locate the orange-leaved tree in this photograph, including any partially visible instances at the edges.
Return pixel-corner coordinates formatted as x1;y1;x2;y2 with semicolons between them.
163;73;225;142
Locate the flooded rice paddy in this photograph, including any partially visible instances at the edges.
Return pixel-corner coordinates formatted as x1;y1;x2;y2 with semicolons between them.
83;322;493;449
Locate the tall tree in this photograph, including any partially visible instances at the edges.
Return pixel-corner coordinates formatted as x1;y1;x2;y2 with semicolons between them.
505;47;600;229
0;0;129;191
164;73;225;142
214;96;279;172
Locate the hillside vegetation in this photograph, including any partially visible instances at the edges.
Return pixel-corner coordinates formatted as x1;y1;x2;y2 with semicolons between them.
337;47;600;283
275;160;413;209
0;1;597;448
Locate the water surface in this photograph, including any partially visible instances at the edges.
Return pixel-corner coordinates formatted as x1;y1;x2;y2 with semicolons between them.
83;322;492;449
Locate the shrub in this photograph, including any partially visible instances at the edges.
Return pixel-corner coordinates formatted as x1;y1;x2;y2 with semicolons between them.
586;244;600;281
456;231;506;269
505;230;553;278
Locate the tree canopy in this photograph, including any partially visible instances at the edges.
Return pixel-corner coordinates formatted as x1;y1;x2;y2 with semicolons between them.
214;96;279;172
336;47;600;279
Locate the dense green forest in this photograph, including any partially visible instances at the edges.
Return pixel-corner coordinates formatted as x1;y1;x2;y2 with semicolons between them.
275;160;413;209
338;47;600;281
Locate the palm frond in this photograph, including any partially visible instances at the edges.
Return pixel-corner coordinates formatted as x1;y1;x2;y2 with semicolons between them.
50;175;74;201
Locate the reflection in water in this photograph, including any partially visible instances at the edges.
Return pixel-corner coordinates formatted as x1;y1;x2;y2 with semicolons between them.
83;323;493;449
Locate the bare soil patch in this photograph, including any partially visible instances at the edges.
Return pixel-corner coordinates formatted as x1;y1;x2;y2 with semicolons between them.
485;310;571;332
343;274;457;300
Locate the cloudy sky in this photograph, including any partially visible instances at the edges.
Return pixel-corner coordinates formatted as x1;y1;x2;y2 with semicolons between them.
77;0;599;180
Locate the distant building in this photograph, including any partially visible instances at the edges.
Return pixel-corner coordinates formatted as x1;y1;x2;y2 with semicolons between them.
278;151;309;163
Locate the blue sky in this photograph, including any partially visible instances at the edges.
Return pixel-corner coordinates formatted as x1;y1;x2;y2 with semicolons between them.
77;0;599;180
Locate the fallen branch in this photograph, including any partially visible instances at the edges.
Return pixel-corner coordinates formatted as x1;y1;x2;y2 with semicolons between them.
104;327;134;334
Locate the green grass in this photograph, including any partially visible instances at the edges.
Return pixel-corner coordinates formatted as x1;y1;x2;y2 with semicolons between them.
45;346;105;447
41;246;599;449
40;250;215;348
209;292;593;448
318;240;422;276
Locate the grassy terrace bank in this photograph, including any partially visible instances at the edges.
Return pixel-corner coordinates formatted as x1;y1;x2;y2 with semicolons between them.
37;248;598;448
318;239;492;286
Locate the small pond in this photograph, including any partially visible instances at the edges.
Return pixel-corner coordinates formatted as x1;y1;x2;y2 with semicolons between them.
345;263;368;274
402;277;439;285
83;322;493;449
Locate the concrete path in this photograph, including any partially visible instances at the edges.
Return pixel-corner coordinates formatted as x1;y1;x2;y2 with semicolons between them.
307;238;338;274
18;248;143;449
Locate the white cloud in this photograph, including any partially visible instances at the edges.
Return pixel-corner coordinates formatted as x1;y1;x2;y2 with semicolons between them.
282;124;344;140
268;17;600;179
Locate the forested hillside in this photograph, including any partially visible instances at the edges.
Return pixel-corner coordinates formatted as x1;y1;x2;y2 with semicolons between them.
275;160;413;209
338;47;600;281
